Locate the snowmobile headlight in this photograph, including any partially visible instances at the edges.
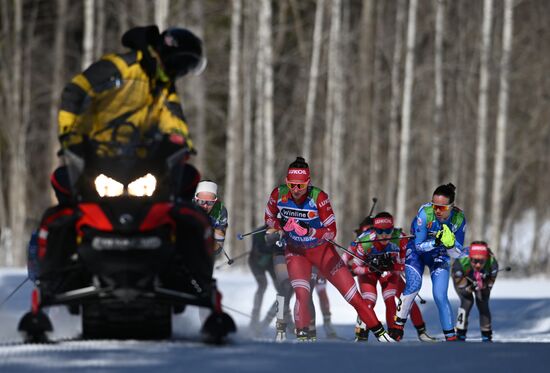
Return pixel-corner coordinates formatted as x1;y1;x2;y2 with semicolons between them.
128;173;157;197
94;174;124;197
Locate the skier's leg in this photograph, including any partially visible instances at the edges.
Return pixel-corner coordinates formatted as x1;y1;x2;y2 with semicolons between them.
285;249;313;332
380;275;398;329
430;259;455;340
453;281;474;340
476;289;492;341
310;245;390;340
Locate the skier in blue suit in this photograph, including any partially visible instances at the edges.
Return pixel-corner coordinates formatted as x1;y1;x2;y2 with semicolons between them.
390;183;467;342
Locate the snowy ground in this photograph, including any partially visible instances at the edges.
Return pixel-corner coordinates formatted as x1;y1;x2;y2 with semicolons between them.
1;266;550;372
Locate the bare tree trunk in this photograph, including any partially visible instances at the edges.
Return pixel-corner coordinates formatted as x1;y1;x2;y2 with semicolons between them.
260;0;275;198
242;2;255;230
7;0;25;265
432;0;445;184
49;0;68;204
329;0;344;223
472;0;493;241
224;0;242;256
490;0;513;255
82;0;95;69
387;0;406;214
254;1;266;217
117;0;129;35
367;0;383;203
395;0;418;227
155;0;170;31
351;0;375;222
323;0;341;194
186;1;206;174
303;0;325;161
95;0;105;58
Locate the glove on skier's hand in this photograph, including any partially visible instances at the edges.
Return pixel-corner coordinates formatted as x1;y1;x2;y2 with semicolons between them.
435;225;455;248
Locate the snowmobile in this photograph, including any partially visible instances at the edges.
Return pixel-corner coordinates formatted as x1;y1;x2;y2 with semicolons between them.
18;80;235;343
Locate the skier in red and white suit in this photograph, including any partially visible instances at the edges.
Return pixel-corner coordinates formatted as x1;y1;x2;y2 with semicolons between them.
264;157;394;342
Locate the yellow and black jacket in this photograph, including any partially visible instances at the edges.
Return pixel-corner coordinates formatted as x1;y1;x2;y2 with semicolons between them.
58;49;193;153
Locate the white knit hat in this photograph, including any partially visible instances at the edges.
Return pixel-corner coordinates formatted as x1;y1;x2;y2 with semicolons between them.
195;180;218;197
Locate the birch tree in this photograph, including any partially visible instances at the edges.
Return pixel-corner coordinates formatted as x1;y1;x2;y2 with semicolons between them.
472;0;493;241
490;0;514;255
224;0;242;255
260;0;275;199
48;0;67;205
395;0;418;227
82;0;94;69
329;0;344;222
95;0;105;58
155;0;170;31
387;0;406;214
432;0;445;184
242;1;255;231
323;0;342;198
302;0;325;161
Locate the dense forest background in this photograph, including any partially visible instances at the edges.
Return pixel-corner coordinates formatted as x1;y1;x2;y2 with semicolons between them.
0;0;548;274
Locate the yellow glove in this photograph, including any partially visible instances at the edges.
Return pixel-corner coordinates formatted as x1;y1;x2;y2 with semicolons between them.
435;225;455;248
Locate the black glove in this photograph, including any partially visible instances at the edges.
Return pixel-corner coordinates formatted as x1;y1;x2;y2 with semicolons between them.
297;220;309;230
278;215;288;228
378;253;394;271
265;231;282;247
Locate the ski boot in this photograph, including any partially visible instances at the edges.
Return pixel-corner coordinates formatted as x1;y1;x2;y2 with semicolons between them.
456;328;467;341
388;317;406;341
372;324;396;342
354;326;369;342
275;321;287;342
481;330;492;342
296;328;310;342
415;323;438;342
307;320;317;341
323;315;338;339
443;329;458;342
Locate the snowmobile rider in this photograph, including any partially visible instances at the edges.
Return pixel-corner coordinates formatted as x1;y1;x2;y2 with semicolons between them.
193;180;228;255
264;156;394;342
392;183;467;342
53;25;205;203
32;25;213;285
452;240;499;342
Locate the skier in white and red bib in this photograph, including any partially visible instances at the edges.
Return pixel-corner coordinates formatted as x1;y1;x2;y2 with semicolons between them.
264;156;394;342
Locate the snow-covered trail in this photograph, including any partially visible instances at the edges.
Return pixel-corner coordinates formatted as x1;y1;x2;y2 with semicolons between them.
1;267;550;372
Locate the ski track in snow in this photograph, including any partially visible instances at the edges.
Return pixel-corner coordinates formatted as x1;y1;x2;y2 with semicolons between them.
1;268;550;372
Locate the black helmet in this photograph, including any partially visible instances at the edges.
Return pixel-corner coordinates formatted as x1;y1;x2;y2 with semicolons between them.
157;28;206;78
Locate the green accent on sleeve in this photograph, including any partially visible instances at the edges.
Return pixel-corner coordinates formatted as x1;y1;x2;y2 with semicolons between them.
309;186;321;202
458;257;472;272
424;205;435;225
278;184;289;196
391;228;403;246
210;201;223;220
450;207;465;231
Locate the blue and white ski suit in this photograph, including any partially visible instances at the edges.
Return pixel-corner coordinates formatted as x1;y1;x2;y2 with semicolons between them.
397;203;467;336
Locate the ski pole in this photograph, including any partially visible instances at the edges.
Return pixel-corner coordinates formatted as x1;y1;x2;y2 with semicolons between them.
222;304;252;318
0;277;29;309
355;234;415;245
221;247;234;265
236;226;268;240
215;250;251;270
368;197;378;216
416;294;427;304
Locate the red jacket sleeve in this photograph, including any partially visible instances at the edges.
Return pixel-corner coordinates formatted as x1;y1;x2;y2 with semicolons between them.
310;191;337;241
264;187;281;229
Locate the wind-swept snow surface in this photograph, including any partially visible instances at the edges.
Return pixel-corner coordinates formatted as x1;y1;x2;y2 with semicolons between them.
1;268;549;372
